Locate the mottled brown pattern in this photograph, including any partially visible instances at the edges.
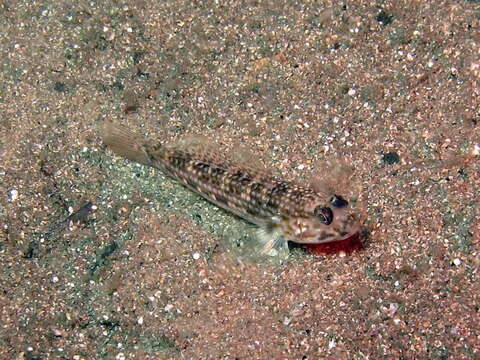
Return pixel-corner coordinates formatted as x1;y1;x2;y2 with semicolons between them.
102;121;360;252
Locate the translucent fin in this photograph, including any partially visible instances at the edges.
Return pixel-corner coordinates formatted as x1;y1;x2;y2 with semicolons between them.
218;222;289;264
100;120;152;166
309;156;356;198
172;134;270;178
256;224;288;256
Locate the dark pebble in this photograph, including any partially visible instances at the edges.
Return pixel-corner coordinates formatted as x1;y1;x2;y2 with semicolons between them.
376;10;394;26
382;152;400;165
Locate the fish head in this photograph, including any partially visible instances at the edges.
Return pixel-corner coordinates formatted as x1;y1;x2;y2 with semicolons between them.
285;194;360;244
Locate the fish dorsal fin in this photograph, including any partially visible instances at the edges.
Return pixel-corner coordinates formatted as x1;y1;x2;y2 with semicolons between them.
169;134;275;181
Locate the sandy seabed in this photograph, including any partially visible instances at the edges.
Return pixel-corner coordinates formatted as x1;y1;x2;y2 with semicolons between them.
1;1;479;359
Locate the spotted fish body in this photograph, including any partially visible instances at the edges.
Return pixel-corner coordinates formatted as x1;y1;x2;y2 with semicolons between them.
101;121;360;254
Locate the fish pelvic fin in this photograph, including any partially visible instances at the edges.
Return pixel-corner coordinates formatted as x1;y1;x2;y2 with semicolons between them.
257;223;288;256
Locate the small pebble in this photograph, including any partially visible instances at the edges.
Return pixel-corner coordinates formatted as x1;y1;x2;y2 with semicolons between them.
328;339;337;349
376;10;394;25
7;189;18;202
382;152;400;165
472;144;480;156
192;252;200;260
388;303;399;316
452;258;461;266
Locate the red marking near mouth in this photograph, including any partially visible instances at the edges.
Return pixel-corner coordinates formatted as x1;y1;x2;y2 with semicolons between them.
304;233;363;255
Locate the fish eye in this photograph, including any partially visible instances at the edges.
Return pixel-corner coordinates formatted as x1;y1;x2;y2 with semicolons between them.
330;194;348;208
313;206;333;225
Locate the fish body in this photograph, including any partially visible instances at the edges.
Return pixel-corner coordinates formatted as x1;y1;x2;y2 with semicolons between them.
101;121;360;254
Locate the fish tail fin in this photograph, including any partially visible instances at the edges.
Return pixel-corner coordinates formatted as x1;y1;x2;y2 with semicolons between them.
100;120;152;166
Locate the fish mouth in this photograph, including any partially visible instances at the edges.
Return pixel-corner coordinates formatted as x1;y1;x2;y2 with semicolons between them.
336;212;361;241
339;225;360;242
315;225;360;244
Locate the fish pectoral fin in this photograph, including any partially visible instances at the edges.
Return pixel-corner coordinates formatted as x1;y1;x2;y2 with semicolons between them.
256;225;288;256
